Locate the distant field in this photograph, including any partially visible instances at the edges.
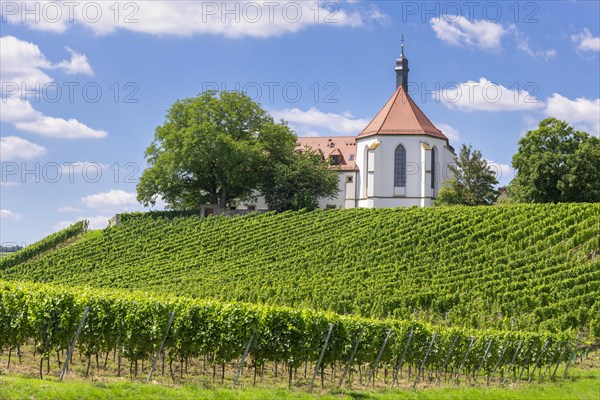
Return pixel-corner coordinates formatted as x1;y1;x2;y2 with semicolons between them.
2;204;599;336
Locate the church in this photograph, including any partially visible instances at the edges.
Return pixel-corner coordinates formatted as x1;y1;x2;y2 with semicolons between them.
239;42;456;212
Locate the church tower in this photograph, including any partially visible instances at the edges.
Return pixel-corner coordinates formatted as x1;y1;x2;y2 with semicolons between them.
354;37;455;209
395;36;409;91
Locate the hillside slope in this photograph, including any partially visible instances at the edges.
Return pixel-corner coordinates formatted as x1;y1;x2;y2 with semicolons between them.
2;204;599;336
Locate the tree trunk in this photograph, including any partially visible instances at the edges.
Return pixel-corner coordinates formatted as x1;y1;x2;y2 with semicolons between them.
220;185;228;209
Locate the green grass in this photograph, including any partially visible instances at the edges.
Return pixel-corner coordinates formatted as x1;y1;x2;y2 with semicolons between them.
0;366;598;400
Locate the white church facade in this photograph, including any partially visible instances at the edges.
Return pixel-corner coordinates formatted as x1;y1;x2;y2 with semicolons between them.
237;42;455;212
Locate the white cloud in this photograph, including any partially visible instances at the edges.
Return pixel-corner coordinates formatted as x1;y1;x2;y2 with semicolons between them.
57;206;84;213
1;1;386;38
0;135;47;160
435;77;544;112
1;98;107;138
0;35;54;88
572;28;600;52
430;15;507;51
0;36;93;89
15;113;108;139
515;32;556;60
0;36;103;139
54;47;94;76
430;16;559;59
0;1;71;33
81;189;138;211
434;122;460;141
56;215;110;230
0;209;22;220
544;93;600;137
270;107;369;136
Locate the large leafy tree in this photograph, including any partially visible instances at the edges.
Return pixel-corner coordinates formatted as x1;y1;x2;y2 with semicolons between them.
137;91;297;209
436;144;499;206
509;118;600;203
261;149;340;212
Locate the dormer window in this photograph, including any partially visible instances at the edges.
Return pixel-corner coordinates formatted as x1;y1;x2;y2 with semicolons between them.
330;155;341;165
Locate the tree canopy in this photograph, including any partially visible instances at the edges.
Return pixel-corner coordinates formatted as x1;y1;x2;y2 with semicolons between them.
509;118;600;203
261;149;340;212
137;91;338;211
435;144;499;206
137;91;296;209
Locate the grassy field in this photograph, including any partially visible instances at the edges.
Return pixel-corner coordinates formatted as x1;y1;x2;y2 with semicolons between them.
1;351;598;400
0;366;598;400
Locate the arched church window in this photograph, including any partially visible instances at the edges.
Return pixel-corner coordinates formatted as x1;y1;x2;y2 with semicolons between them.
394;145;406;187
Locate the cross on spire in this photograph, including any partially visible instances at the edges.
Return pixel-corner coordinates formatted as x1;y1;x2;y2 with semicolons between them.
401;35;405;56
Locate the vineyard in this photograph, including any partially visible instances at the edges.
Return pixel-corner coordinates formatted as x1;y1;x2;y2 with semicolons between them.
0;280;579;389
2;204;599;338
0;220;88;271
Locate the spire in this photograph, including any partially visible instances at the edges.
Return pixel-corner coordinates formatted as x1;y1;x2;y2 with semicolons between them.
395;35;409;91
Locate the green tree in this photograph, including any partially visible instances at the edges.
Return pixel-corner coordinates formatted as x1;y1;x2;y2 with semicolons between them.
436;144;499;206
137;91;296;210
509;118;600;203
261;149;339;212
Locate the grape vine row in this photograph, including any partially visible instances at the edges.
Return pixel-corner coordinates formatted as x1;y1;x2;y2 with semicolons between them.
0;280;577;385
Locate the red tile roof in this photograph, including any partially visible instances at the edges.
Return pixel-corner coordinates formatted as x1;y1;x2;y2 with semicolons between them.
296;136;357;171
294;87;450;171
358;86;447;140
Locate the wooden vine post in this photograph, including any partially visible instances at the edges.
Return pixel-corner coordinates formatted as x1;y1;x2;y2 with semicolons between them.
391;328;414;387
413;332;437;389
232;334;254;389
59;307;89;382
146;311;175;383
366;328;393;387
435;335;458;385
338;328;364;388
501;339;523;385
452;337;474;387
309;323;334;393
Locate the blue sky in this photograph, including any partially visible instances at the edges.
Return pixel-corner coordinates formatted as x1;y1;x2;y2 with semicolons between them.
1;0;599;245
